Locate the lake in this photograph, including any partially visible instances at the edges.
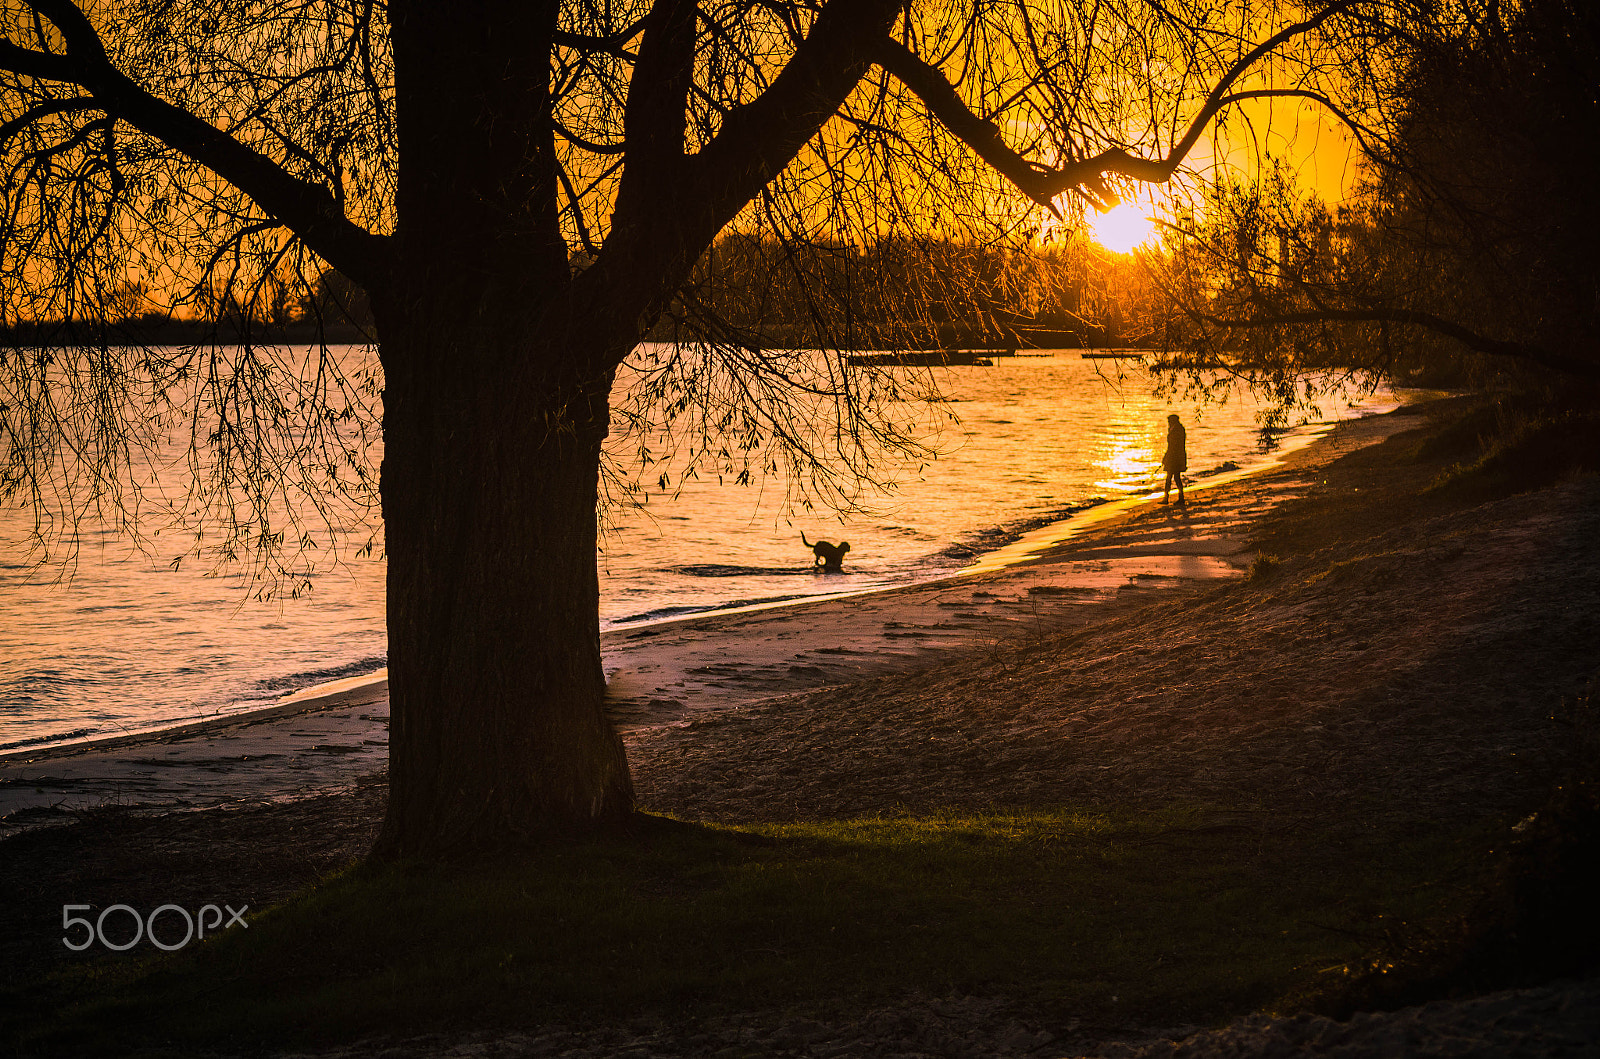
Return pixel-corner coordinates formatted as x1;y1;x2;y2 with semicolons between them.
0;348;1393;750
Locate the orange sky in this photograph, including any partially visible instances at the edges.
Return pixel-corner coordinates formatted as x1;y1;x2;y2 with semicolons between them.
1199;94;1364;204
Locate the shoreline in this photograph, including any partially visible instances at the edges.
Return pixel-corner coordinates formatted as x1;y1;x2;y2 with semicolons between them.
0;403;1419;831
0;405;1325;763
0;668;395;761
3;393;1393;763
598;401;1381;631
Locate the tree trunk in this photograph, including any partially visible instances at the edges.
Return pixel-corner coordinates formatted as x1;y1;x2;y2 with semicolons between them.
370;313;635;858
369;1;635;858
364;0;899;856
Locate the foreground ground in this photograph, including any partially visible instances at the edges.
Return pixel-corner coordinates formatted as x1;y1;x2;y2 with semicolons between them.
2;397;1597;1057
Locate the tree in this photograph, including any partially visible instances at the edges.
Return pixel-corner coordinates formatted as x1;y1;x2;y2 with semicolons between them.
1366;0;1600;382
1148;0;1600;386
1;0;1359;857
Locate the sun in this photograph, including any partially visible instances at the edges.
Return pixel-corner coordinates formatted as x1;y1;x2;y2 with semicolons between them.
1089;203;1156;254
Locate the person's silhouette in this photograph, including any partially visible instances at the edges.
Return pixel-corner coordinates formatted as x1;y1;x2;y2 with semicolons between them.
1162;413;1187;505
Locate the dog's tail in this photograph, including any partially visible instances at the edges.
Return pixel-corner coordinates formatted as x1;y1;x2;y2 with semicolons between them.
800;532;814;548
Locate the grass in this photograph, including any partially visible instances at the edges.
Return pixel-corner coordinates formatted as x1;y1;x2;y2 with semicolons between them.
1248;552;1281;580
1428;409;1600;499
10;807;1493;1056
1304;686;1600;1018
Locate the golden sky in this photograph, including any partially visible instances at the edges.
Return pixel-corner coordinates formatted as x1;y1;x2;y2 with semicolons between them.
1200;94;1363;203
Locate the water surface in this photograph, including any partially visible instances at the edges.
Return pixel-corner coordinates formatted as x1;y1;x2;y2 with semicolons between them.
0;349;1391;750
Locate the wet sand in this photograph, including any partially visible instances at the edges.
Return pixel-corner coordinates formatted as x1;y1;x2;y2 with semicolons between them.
0;409;1410;834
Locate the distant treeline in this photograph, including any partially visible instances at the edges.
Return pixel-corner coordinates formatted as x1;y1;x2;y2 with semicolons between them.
4;238;1163;351
0;313;374;347
644;232;1164;350
0;268;375;347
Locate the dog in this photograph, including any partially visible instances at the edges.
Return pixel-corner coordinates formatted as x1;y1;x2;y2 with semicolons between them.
801;532;851;573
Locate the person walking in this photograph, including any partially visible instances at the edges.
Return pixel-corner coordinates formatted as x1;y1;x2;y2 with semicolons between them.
1162;413;1187;505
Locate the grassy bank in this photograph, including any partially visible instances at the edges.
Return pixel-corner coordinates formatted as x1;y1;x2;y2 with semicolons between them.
13;807;1492;1055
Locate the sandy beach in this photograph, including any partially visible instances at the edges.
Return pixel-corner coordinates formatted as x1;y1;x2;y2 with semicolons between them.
632;429;1600;829
0;408;1399;834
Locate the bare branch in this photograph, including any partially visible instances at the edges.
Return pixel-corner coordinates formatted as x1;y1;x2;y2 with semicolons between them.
1156;3;1356;182
622;0;701;176
873;2;1356;210
1199;307;1600;379
1214;87;1386;158
18;0;106;60
0;36;75;82
0;94;96;153
553;18;647;61
553;119;628;156
586;0;905;356
689;0;904;220
0;1;388;287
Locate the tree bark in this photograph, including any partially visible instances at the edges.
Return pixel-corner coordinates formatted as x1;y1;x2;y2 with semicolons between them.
366;0;907;856
372;313;635;858
371;0;634;858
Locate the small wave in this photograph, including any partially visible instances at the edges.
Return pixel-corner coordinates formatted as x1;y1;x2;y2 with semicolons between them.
251;655;387;695
674;564;811;577
611;592;814;626
1193;461;1240;478
882;525;940;540
0;725;99;752
936;497;1110;562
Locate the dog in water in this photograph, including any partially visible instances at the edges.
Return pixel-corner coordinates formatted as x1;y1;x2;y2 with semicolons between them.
801;532;851;573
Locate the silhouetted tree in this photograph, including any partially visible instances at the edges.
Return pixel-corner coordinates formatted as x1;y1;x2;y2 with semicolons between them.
301;268;375;332
1151;0;1600;386
0;0;1360;856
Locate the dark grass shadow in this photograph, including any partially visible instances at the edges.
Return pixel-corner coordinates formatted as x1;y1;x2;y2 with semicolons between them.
2;805;1496;1057
1301;686;1600;1018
